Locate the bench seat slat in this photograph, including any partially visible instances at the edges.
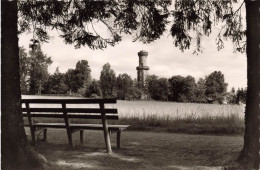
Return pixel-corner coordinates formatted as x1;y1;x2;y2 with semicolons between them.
21;98;116;104
27;123;129;130
22;108;117;114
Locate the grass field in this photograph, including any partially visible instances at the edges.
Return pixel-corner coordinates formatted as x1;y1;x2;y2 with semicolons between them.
22;95;245;134
116;100;244;119
114;100;244;134
28;129;243;170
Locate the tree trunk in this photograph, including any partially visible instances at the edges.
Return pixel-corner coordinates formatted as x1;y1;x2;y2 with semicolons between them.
1;1;46;169
239;1;260;169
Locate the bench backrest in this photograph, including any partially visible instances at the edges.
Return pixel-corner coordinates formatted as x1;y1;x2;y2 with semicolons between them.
22;99;118;124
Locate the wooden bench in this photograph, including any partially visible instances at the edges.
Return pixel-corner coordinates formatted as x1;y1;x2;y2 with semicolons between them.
22;98;129;153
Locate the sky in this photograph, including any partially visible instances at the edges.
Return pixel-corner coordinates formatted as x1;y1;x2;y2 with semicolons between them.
18;4;247;91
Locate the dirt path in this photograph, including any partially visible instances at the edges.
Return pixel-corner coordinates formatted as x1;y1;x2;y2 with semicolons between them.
30;129;243;169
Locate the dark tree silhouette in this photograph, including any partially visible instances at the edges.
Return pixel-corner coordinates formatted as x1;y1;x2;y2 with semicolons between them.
236;88;247;104
116;73;134;100
64;69;77;94
100;63;117;98
241;2;260;168
195;78;207;103
2;0;259;169
28;44;52;94
19;47;30;94
2;1;47;169
18;1;170;49
168;75;196;102
205;71;228;104
146;75;170;100
74;60;92;94
19;44;53;95
45;67;68;94
85;79;102;98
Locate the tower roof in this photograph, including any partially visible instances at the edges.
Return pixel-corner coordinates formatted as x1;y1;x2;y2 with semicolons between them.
138;50;148;57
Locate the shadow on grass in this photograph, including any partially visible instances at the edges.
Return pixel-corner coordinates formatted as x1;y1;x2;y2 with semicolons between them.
29;129;243;170
35;142;143;170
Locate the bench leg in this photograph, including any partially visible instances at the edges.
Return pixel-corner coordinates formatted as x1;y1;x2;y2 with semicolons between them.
117;130;121;149
67;132;74;148
103;128;112;153
30;127;36;145
43;129;47;142
80;130;84;145
100;103;112;153
65;128;73;148
101;122;112;153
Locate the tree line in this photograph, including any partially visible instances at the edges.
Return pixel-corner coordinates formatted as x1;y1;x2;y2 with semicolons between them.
20;45;246;104
145;73;246;104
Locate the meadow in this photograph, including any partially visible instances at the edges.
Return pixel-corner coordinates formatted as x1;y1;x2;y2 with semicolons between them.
114;100;244;134
22;95;245;134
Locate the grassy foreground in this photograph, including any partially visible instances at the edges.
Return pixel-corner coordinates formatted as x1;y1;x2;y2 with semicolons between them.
29;129;243;170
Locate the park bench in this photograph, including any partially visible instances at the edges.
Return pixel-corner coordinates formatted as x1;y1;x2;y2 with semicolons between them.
22;98;129;153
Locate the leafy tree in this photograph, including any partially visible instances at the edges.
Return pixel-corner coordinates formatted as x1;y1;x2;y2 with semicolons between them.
64;69;77;94
28;44;52;94
205;71;228;104
195;78;207;103
226;87;237;104
46;67;68;94
63;60;91;95
182;76;196;102
2;0;259;169
157;78;170;101
236;88;247;104
18;1;170;49
116;73;134;100
168;75;184;101
85;79;102;98
129;87;143;100
128;78;143;100
145;75;158;99
168;75;196;102
19;44;53;95
146;75;169;100
100;63;117;98
19;46;30;94
74;60;91;94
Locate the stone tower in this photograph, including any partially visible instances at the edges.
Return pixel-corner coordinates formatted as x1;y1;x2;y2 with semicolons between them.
136;50;149;87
